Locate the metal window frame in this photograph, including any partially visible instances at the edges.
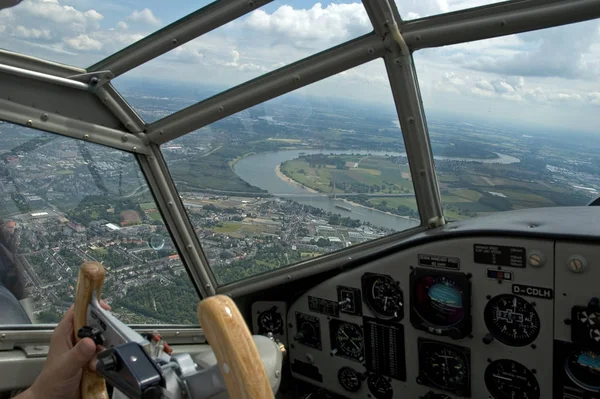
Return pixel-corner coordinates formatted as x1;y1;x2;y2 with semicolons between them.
88;0;274;78
0;0;598;302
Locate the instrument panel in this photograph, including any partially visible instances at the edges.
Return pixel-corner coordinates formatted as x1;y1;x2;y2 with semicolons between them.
275;237;600;398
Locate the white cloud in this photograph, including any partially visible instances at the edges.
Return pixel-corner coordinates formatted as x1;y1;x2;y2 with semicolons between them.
589;92;600;105
222;49;268;72
471;87;494;97
15;0;103;25
443;72;466;86
523;87;546;102
126;8;160;26
245;3;370;48
547;93;582;103
12;25;52;40
64;34;102;51
475;79;494;92
491;79;515;94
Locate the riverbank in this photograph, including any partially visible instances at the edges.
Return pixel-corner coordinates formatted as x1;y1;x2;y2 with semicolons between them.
276;162;419;223
340;198;419;223
275;164;319;193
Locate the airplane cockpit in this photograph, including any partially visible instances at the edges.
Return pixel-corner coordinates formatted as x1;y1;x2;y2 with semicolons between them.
1;0;600;398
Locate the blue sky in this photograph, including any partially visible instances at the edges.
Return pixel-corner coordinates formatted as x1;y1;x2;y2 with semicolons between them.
1;0;599;133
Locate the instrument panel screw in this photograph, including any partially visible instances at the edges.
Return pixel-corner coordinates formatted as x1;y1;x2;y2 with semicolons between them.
567;255;587;273
275;370;280;378
0;334;5;340
529;252;544;267
132;146;137;151
171;38;178;45
248;0;255;6
41;113;48;121
84;134;89;140
218;106;225;112
90;76;99;86
368;48;374;54
121;135;129;142
26;120;33;127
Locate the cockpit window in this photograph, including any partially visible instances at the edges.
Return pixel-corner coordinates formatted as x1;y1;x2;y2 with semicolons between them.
0;123;199;325
0;0;210;67
162;60;421;285
413;20;600;221
110;1;372;120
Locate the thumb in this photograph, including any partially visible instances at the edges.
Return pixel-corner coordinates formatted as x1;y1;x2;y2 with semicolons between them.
57;338;97;377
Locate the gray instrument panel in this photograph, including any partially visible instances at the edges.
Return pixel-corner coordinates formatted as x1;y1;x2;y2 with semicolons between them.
282;237;599;399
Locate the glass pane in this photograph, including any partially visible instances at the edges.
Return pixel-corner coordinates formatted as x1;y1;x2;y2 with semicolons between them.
396;0;504;20
0;122;199;325
112;0;372;122
0;0;211;67
162;60;421;285
413;20;600;221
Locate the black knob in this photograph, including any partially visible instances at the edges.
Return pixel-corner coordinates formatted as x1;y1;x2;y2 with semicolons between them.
97;352;117;372
77;326;105;346
482;333;495;345
142;386;163;399
294;331;305;341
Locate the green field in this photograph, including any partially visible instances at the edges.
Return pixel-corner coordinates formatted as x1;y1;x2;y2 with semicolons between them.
147;211;162;221
140;202;156;210
280;155;414;195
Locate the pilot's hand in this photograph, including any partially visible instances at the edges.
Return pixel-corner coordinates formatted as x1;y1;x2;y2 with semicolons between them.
17;301;110;399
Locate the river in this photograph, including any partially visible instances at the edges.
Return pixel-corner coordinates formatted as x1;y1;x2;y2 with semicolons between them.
233;149;519;231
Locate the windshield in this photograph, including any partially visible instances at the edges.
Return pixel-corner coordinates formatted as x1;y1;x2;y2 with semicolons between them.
414;20;600;219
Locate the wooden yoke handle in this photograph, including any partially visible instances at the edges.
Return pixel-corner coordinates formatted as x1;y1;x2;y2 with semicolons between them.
74;261;109;399
198;295;274;399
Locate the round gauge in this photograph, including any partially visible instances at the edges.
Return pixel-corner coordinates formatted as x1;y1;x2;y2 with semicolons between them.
363;273;403;320
257;307;283;335
367;374;393;399
333;321;364;361
484;294;540;346
485;359;539;399
419;342;469;394
338;367;362;393
295;312;321;350
565;348;600;391
413;275;465;327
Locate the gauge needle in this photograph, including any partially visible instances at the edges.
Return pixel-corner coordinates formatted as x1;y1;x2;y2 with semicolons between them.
384;297;388;311
341;330;361;351
493;374;512;381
